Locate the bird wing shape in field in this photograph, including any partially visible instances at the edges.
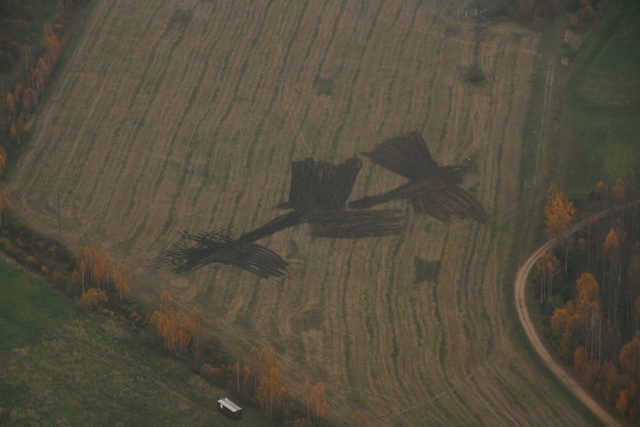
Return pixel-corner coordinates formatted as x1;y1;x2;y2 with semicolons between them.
356;132;488;223
362;131;439;180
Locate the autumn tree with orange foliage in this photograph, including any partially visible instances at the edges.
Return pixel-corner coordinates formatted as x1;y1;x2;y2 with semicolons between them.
597;361;625;406
551;299;580;358
620;332;640;384
71;245;132;300
613;177;625;201
235;345;331;423
574;345;600;386
618;333;640;418
0;184;12;227
0;146;7;176
632;243;640;333
535;251;561;303
616;387;631;419
5;92;15;123
36;57;50;87
80;287;108;310
236;346;293;421
115;261;130;300
9;122;17;141
277;382;292;422
545;183;576;238
305;380;326;425
603;222;630;348
544;183;576;271
575;273;602;362
14;83;23;105
256;347;279;413
149;290;203;358
551;274;606;360
151;290;189;356
42;23;62;68
93;248;113;290
604;228;620;273
257;365;280;414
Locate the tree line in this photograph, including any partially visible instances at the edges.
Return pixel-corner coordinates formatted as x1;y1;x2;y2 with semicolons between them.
1;0;86;159
149;290;203;358
0;145;9;226
224;345;370;426
144;288;374;425
0;1;88;230
226;345;325;425
71;244;131;310
536;178;640;420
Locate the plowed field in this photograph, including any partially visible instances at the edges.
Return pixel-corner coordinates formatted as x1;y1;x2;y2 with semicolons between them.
10;1;596;425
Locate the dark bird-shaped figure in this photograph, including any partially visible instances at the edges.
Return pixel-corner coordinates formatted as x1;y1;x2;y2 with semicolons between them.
349;131;489;224
158;157;405;278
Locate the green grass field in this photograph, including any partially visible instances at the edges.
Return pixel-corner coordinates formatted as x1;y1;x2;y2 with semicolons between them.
0;260;272;426
559;0;640;197
0;258;79;351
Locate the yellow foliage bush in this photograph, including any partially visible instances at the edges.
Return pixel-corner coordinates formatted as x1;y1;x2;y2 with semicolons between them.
81;288;108;310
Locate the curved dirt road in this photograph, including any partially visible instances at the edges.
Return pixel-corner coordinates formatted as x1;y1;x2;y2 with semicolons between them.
515;200;640;427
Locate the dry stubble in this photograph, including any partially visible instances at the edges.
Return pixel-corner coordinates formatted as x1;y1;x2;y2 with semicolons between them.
10;1;593;425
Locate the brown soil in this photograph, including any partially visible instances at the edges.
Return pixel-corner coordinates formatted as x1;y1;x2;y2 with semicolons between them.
8;0;597;424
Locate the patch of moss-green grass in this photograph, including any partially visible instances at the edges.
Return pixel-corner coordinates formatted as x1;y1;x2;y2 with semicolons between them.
559;0;640;197
0;315;274;426
413;256;441;283
0;258;79;351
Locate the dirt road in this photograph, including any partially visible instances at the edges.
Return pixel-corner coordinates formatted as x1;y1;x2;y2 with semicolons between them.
515;200;640;427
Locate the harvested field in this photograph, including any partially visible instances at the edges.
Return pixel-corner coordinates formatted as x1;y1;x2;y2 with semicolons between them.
9;0;597;425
